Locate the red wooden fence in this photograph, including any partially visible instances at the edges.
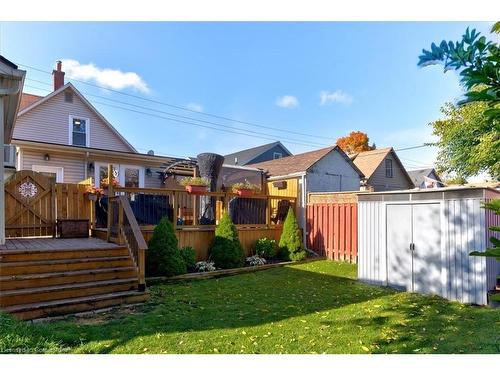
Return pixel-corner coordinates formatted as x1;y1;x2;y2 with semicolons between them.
306;203;358;263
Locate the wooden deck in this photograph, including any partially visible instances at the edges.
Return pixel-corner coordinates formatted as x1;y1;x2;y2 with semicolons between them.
0;237;119;252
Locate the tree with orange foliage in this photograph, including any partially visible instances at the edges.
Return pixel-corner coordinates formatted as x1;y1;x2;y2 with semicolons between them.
336;131;376;154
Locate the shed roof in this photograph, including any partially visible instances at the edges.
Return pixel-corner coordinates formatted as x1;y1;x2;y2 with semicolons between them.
249;145;364;177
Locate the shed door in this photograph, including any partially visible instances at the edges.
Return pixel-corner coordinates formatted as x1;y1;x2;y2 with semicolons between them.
386;205;412;291
386;203;441;294
412;204;441;295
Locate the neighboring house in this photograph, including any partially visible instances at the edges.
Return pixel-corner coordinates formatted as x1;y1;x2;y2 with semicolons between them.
11;61;192;188
350;147;414;191
407;168;444;189
249;145;364;244
224;141;292;166
1;55;26;245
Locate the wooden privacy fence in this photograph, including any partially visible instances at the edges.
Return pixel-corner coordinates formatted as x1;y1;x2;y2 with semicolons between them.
306;193;358;263
4;170;92;238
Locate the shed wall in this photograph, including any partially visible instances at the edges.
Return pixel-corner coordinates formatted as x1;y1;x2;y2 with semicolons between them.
358;196;490;305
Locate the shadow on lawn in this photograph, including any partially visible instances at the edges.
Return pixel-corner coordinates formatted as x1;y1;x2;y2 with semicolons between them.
40;265;396;353
349;293;500;354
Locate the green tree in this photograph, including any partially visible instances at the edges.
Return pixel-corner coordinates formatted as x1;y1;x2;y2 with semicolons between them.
146;217;186;277
418;24;500;119
430;101;499;180
210;212;245;269
279;208;306;261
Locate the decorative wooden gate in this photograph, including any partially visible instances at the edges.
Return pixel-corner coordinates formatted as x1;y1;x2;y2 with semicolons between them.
4;170;56;237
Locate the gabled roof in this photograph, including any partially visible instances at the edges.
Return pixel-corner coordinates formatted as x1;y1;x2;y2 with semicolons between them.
19;93;43;111
224;141;292;165
17;82;137;153
407;168;442;187
350;147;414;186
349;147;392;178
249;145;364;178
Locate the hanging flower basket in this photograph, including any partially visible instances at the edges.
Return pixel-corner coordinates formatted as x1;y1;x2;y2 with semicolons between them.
180;177;210;195
185;184;209;194
86;193;98;201
231;181;260;197
235;188;255;197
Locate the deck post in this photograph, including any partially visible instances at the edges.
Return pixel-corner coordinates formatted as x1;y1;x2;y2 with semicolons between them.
172;191;177;230
106;164;114;242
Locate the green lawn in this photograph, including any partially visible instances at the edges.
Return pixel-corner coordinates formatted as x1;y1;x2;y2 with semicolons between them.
1;260;499;354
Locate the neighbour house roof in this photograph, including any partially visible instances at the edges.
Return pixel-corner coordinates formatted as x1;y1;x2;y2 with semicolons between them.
350;147;414;186
407;168;442;187
249;145;364;178
224;141;292;165
17;82;137;153
19;93;43;111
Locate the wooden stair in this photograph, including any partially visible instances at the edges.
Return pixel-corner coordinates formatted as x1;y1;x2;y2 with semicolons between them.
0;243;149;320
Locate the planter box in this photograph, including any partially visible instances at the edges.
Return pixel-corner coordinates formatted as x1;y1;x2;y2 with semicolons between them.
86;193;98;201
185;185;208;194
57;219;89;238
235;188;255;197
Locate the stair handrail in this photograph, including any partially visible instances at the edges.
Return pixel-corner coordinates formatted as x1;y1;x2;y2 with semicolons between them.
116;195;148;291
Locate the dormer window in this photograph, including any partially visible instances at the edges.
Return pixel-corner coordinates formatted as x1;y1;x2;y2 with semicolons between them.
273;152;283;160
69;116;90;147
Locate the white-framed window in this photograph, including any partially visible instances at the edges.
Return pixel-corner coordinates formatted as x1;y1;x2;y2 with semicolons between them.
273;152;283;160
32;165;64;183
94;162;145;188
385;159;393;178
69;115;90;147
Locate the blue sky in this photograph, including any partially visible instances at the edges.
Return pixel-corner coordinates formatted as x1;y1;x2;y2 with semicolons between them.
0;22;494;170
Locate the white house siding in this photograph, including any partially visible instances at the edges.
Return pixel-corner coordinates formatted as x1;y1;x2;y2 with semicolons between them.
368;154;412;191
306;150;361;192
20;149;86;183
357;189;496;305
14;88;134;153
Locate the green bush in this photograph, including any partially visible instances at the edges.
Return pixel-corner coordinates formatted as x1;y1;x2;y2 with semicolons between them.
180;246;197;270
279;208;306;262
146;217;186;277
255;238;277;259
210;212;245;269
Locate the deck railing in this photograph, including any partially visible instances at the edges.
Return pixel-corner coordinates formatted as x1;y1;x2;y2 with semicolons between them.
109;195;148;290
112;187;297;229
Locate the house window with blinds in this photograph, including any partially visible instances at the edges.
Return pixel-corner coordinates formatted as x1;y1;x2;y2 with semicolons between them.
385;159;393;178
70;116;89;147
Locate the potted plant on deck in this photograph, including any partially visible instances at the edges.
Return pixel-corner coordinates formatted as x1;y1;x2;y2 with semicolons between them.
180;176;210;194
100;178;120;195
84;185;104;201
231;181;260;197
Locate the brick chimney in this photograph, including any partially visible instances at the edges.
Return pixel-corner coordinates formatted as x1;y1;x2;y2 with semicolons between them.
52;60;65;91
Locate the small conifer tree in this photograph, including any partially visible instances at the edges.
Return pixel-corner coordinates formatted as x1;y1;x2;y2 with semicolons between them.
279;207;306;261
210;212;245;269
146;216;186;276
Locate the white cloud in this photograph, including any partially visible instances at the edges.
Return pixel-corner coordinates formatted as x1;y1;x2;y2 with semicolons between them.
186;102;204;112
61;59;149;93
276;95;299;109
319;90;353;106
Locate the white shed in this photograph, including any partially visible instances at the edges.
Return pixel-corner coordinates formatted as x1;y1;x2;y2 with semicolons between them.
357;187;500;305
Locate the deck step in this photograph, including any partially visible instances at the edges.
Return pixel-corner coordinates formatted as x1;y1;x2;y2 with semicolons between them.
0;256;134;276
0;267;137;289
4;290;150;320
0;247;129;262
0;278;138;307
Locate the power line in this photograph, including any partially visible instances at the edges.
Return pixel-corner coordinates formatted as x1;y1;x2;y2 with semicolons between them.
17;62;334;141
24;84;329;148
24;79;328;148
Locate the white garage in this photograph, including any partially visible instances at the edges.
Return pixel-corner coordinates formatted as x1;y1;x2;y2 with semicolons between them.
357;187;500;305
